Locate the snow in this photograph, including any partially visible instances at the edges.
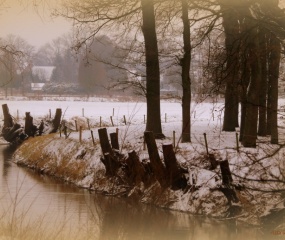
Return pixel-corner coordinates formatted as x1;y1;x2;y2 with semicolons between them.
4;96;285;225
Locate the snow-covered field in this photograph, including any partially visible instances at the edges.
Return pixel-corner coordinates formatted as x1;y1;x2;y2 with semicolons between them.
4;96;285;227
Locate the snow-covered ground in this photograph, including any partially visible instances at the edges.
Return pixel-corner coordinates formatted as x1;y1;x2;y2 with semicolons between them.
4;96;285;227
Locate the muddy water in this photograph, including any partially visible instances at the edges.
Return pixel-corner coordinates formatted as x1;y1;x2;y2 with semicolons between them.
0;145;280;240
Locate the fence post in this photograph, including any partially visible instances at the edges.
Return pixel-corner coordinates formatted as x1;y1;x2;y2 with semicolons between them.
87;118;90;130
91;130;95;146
79;126;82;143
165;113;167;123
173;130;176;147
203;133;209;155
236;132;239;152
110;116;114;127
75;120;78;132
82;108;84;117
49;109;51;119
100;116;102;127
123;115;127;125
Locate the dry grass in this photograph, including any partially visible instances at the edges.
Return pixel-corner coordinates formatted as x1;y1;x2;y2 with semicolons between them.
15;134;90;183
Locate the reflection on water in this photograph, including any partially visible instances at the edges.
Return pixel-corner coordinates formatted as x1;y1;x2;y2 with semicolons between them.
0;145;282;240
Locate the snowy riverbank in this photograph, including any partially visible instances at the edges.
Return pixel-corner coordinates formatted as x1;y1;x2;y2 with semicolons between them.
8;98;284;227
0;97;280;225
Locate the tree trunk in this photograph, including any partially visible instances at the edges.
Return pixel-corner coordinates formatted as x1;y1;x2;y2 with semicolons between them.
268;33;281;144
220;2;240;132
242;27;261;148
258;29;268;136
181;0;191;143
141;0;164;139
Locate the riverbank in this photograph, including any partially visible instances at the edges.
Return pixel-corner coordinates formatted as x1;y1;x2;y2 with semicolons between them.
12;123;285;227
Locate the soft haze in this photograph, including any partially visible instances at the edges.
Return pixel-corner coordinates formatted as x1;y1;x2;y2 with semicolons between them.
0;1;71;48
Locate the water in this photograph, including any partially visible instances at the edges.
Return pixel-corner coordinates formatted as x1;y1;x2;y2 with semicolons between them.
0;145;282;240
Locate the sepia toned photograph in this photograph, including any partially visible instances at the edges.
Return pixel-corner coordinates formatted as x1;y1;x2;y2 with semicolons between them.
0;0;284;239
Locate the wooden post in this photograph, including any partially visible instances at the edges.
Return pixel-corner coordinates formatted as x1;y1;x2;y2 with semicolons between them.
110;116;114;127
220;160;233;185
82;108;84;117
64;126;67;139
100;116;102;127
123;115;127;125
236;132;239;152
39;120;44;136
91;130;95;146
98;128;113;155
98;128;120;176
116;128;119;136
50;108;62;133
75;120;78;132
173;131;176;147
126;150;146;184
24;112;33;136
165;113;167;123
113;108;115;116
203;133;209;155
144;131;167;187
49;109;51;119
162;144;187;189
212;112;214;121
2;104;13;128
87;118;90;130
79;126;82;143
208;153;218;170
110;132;119;150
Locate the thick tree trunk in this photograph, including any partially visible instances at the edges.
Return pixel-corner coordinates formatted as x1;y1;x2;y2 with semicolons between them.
181;0;191;143
220;2;240;132
258;29;268;136
268;33;281;144
141;0;164;139
242;27;261;148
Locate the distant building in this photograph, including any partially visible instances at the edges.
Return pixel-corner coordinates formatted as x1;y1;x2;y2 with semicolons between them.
31;83;45;91
31;66;55;91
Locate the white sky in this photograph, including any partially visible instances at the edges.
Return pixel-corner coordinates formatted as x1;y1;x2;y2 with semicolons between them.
0;1;72;49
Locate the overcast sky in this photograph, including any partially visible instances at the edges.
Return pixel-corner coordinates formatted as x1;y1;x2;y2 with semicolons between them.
0;1;71;48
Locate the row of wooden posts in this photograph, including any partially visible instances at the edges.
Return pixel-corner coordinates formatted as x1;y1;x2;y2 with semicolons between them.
95;127;236;200
11;108;219;127
1;104;237;201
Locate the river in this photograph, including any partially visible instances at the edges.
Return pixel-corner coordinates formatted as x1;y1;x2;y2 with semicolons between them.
0;145;282;240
